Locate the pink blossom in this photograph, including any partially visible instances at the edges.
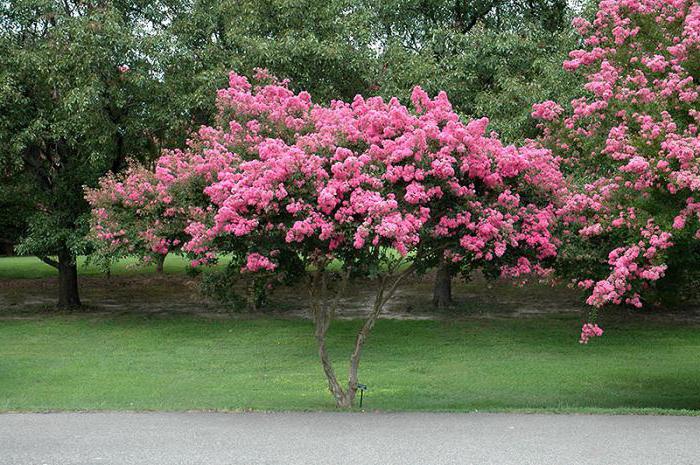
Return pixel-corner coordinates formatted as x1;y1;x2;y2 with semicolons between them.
531;101;564;121
579;323;604;344
543;0;700;317
242;253;277;272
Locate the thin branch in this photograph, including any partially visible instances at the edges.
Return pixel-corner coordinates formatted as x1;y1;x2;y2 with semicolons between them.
347;264;416;400
381;264;416;307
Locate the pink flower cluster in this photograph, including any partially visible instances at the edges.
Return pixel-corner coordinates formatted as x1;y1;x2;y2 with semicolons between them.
243;253;277;273
531;101;564;121
90;70;564;280
86;165;169;258
579;323;604;344
540;0;700;308
584;221;672;308
200;75;564;273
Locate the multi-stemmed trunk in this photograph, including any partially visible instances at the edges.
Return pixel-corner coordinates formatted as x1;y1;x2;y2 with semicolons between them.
309;266;413;408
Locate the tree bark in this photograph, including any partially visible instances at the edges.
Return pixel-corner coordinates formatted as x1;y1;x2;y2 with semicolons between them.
346;278;387;406
317;331;350;406
309;268;350;407
432;258;453;309
155;253;166;273
57;250;81;308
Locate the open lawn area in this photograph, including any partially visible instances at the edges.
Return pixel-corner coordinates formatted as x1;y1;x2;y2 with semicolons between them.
0;256;200;279
1;314;699;414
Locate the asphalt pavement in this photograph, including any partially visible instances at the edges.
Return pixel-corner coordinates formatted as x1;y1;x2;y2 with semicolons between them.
1;412;698;465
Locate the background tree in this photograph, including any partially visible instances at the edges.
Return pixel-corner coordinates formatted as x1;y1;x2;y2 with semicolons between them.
365;0;582;141
156;0;379;148
360;0;585;306
0;0;185;305
159;0;587;146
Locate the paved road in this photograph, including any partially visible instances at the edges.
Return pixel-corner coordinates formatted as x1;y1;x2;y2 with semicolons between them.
1;412;698;465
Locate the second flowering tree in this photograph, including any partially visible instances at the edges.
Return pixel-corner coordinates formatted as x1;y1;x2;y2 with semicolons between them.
535;0;700;320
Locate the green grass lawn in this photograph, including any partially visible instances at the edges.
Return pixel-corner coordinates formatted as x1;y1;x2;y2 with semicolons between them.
0;255;204;279
1;314;699;413
0;253;390;280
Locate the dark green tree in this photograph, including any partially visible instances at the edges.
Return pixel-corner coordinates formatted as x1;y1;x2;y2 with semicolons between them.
157;0;378;145
0;0;172;305
0;173;34;255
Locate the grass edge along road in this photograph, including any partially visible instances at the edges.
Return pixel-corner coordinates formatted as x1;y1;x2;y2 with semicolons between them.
1;314;699;414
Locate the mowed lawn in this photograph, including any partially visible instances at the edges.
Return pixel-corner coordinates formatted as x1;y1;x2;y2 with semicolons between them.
1;314;699;413
0;255;216;279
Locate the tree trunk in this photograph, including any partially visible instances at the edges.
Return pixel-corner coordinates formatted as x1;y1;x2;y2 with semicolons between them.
432;258;453;309
310;266;413;408
155;253;166;273
57;250;81;308
309;269;351;407
317;331;352;407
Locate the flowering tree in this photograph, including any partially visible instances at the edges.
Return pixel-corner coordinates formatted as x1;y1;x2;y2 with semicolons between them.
86;114;249;272
534;0;700;340
87;164;179;272
90;71;563;407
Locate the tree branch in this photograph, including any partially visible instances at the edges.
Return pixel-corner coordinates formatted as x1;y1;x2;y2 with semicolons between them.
39;256;59;268
347;264;416;402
